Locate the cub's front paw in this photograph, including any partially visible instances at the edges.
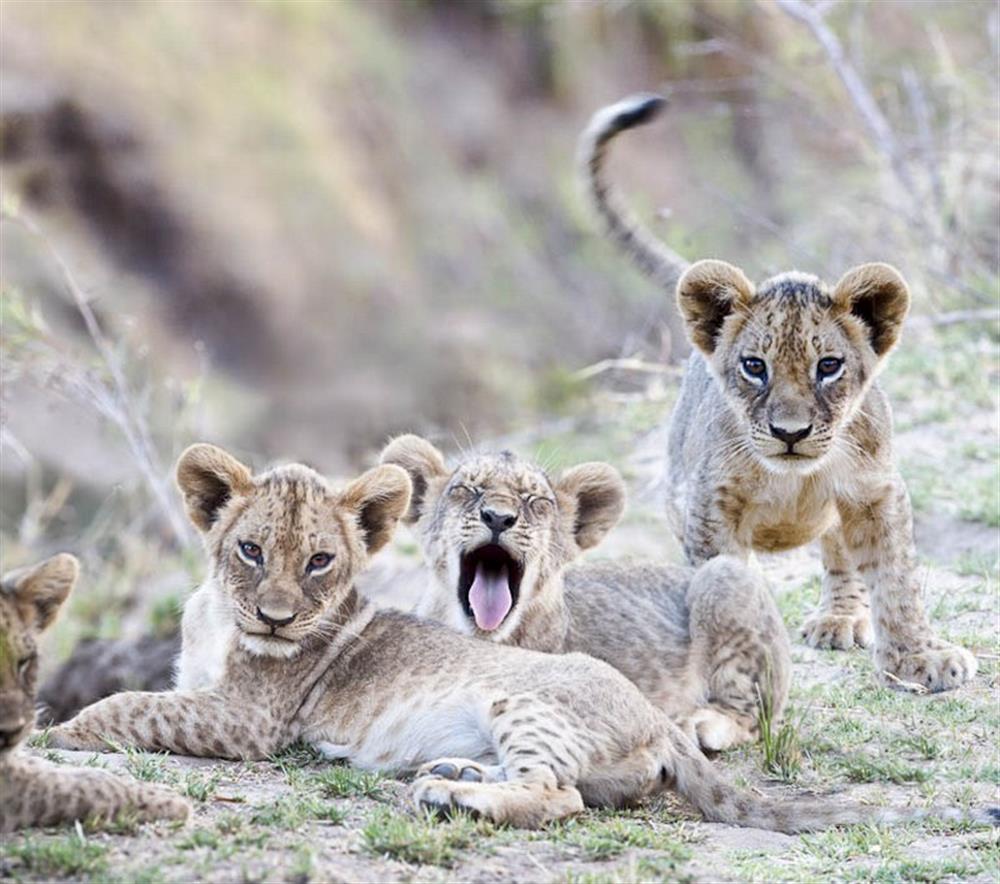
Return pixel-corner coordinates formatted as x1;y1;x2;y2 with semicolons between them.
412;774;482;820
883;643;977;692
800;609;872;650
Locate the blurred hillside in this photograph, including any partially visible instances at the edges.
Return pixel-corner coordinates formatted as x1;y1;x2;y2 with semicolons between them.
1;0;998;565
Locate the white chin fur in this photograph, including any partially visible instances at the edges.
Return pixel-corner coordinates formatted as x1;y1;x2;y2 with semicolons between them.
238;633;303;659
760;453;827;477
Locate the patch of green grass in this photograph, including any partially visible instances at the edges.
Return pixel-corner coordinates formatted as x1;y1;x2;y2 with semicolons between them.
565;853;691;884
27;726;52;749
957;465;1000;527
2;834;109;877
177;769;223;802
309;766;385;799
861;858;977;883
178;828;222;851
555;816;693;863
836;754;932;785
268;741;323;774
777;577;820;632
121;746;172;783
148;593;183;637
290;844;315;881
361;807;482;867
250;794;346;828
757;685;802;782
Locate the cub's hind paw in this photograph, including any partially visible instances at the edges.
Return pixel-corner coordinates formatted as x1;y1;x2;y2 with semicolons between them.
884;643;977;692
682;708;753;753
800;609;872;650
414;758;504;784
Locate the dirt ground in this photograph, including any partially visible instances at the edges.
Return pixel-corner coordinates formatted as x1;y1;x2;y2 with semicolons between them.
2;360;998;884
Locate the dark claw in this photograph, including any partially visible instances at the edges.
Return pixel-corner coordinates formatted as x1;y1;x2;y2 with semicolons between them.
430;762;459;780
421;799;454;819
459;766;483;782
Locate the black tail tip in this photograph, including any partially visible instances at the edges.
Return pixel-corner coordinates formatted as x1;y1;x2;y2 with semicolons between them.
987;806;1000;825
613;93;667;131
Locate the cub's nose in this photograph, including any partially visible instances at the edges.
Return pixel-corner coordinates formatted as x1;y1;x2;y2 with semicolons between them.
769;423;813;446
481;507;517;535
256;607;297;629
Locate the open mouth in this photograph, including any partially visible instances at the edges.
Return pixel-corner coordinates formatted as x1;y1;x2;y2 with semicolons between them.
457;544;524;632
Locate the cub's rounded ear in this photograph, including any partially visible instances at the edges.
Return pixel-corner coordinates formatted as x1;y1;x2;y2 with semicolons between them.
832;263;910;357
340;464;412;555
175;444;254;532
555;463;626;551
379;434;448;523
4;553;79;631
676;259;754;355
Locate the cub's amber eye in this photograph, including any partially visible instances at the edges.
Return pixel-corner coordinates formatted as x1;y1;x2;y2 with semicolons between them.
238;540;263;564
740;357;767;382
307;552;334;573
817;357;844;380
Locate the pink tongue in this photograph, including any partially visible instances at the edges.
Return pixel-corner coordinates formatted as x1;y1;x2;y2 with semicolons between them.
468;562;512;631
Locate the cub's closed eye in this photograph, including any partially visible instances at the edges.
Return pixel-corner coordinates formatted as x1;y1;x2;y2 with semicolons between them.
17;656;35;679
528;496;555;516
307;552;334;573
238;540;263;564
740;357;768;381
817;357;844;379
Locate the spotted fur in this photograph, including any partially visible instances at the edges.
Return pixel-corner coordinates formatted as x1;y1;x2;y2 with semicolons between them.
0;555;189;832
381;436;790;752
582;95;975;693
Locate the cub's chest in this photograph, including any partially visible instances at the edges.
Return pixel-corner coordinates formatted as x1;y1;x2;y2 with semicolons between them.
734;483;838;553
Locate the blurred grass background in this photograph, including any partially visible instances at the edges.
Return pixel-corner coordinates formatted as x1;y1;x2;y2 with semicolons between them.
0;0;997;659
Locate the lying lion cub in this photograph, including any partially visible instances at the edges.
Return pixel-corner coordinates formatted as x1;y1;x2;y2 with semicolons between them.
381;435;790;753
45;444;982;831
581;93;976;692
1;554;189;832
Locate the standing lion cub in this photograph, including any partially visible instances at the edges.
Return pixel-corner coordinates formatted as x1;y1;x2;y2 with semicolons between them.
380;436;790;753
581;93;976;693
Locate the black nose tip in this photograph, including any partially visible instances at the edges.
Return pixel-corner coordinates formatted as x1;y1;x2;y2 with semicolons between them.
255;608;297;629
769;424;813;446
481;507;517;534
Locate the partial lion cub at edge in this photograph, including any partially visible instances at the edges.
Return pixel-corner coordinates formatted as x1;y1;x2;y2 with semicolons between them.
45;443;988;831
0;554;190;832
381;435;790;753
581;93;976;693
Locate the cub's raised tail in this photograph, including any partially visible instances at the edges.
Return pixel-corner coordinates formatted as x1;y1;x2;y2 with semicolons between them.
577;93;688;294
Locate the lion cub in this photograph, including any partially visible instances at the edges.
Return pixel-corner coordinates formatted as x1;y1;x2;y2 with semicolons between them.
581;93;976;692
0;554;189;832
381;435;789;752
45;443;974;832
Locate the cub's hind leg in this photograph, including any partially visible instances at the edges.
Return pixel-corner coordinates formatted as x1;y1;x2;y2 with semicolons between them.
800;524;873;650
683;556;790;752
412;697;587;827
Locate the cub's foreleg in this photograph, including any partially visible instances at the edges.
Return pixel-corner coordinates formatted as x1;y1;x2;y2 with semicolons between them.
839;476;976;691
47;689;284;760
1;757;190;832
683;556;790;752
800;525;872;650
